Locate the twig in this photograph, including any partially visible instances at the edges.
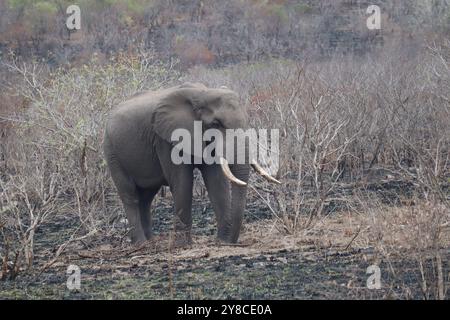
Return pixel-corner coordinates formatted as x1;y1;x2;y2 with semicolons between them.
39;227;97;275
344;227;366;251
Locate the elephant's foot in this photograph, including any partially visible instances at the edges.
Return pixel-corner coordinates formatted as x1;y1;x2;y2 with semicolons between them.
129;229;147;246
131;237;148;246
217;228;239;244
171;230;192;248
216;236;237;245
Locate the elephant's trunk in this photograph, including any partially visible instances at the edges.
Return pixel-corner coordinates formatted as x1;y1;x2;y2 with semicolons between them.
215;133;250;243
228;163;250;242
216;127;279;243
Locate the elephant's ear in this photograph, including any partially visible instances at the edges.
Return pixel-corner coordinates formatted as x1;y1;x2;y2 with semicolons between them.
152;88;206;158
152;102;197;144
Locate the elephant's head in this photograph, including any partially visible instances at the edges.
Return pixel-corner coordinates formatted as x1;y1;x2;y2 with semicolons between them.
152;82;279;242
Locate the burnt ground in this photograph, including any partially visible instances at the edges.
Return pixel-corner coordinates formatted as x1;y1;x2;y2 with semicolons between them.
1;180;449;300
0;245;436;300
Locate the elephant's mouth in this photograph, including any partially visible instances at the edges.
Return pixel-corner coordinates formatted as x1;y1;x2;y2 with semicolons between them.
219;156;280;186
204;123;281;186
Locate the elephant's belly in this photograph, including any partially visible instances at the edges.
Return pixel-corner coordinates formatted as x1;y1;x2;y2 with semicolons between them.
119;153;166;189
109;129;167;188
133;174;167;189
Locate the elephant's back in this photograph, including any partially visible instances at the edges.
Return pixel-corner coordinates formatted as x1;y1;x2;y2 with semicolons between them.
113;90;160;115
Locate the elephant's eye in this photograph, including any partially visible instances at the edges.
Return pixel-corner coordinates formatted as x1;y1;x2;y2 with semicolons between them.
211;119;222;127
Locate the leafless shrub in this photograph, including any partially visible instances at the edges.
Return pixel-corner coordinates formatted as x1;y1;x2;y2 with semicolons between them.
0;50;179;276
0;143;61;273
185;42;449;239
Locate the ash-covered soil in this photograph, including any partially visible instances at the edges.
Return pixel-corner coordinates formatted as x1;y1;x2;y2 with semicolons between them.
1;192;448;300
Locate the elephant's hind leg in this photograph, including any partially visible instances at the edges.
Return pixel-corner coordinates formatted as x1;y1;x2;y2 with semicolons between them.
108;164;147;244
137;186;160;240
120;192;147;244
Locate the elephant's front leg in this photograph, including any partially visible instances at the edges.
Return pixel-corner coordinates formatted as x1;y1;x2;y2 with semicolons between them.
169;166;194;245
157;140;194;245
200;165;232;242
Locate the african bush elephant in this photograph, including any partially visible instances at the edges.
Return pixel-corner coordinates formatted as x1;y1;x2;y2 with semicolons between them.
104;82;279;245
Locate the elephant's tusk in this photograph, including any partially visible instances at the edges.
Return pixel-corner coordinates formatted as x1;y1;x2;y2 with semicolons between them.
251;160;281;184
219;157;247;186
